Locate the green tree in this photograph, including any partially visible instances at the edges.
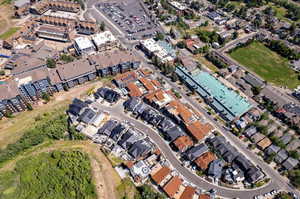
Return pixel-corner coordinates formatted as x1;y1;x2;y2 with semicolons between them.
26;103;33;111
42;92;51;103
170;27;175;38
289;150;300;159
171;72;179;82
136;185;166;199
288;169;300;188
100;21;106;31
251;86;262;95
176;41;186;49
225;3;236;12
60;54;74;63
155;32;165;40
232;31;238;40
46;58;56;68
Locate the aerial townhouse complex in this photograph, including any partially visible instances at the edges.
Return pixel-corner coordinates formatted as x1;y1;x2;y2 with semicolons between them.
0;43;140;118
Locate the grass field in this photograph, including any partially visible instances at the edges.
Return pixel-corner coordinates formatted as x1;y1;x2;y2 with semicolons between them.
0;27;20;39
229;41;300;89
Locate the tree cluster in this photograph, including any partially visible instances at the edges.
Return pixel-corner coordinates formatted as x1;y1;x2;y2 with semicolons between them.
0;113;68;164
267;40;300;60
206;52;228;68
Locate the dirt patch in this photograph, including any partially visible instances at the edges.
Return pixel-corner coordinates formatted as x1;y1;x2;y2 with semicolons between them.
0;3;14;35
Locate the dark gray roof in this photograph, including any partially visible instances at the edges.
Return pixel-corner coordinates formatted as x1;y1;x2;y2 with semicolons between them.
124;97;141;111
282;157;299;170
68;98;88;116
185;143;209;161
208;159;224;179
98;120;119;136
165;126;185;142
287;139;300;151
223;147;239;163
265;144;280;155
209;136;226;148
244;126;257;138
245;167;263;183
134;102;147;115
243;73;265;88
159;118;175;132
283;103;300;117
95;87;120;103
118;130;140;150
234;155;253;172
79;108;96;124
216;143;230;156
275;149;289;164
128;140;151;159
110;123;126;141
279;134;292;145
148;114;165;126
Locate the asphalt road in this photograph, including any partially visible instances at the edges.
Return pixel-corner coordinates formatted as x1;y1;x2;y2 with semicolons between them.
84;0;300;197
134;50;300;197
93;102;278;199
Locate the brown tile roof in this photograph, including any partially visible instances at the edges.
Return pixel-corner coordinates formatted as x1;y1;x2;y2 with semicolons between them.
39;15;75;27
163;176;183;198
0;80;20;100
124;161;134;169
168;100;193;123
144;89;168;103
194;152;216;170
14;66;49;82
199;194;210;199
37;24;68;34
257;137;272;150
139;69;152;76
12;57;47;76
90;50;139;69
151;167;171;185
139;77;155;91
127;82;143;97
180;186;196;199
56;59;96;81
114;71;137;82
173;136;193;151
186;121;213;141
151;79;161;88
48;68;62;84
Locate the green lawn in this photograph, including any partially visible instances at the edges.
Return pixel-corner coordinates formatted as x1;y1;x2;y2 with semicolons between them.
0;151;96;199
229;41;300;89
0;27;20;40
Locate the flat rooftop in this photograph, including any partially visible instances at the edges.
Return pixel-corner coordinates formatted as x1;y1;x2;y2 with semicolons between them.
176;66;252;121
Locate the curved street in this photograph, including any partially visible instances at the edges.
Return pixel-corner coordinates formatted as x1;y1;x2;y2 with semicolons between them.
92;102;280;198
84;0;300;197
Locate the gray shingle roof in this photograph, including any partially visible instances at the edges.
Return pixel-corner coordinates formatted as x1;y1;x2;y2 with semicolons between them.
208;159;224;179
265;144;281;154
185;143;209;161
282;157;299;170
275;149;289;164
279;134;292;145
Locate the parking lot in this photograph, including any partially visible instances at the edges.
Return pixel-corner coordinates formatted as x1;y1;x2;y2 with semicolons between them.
96;0;161;40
